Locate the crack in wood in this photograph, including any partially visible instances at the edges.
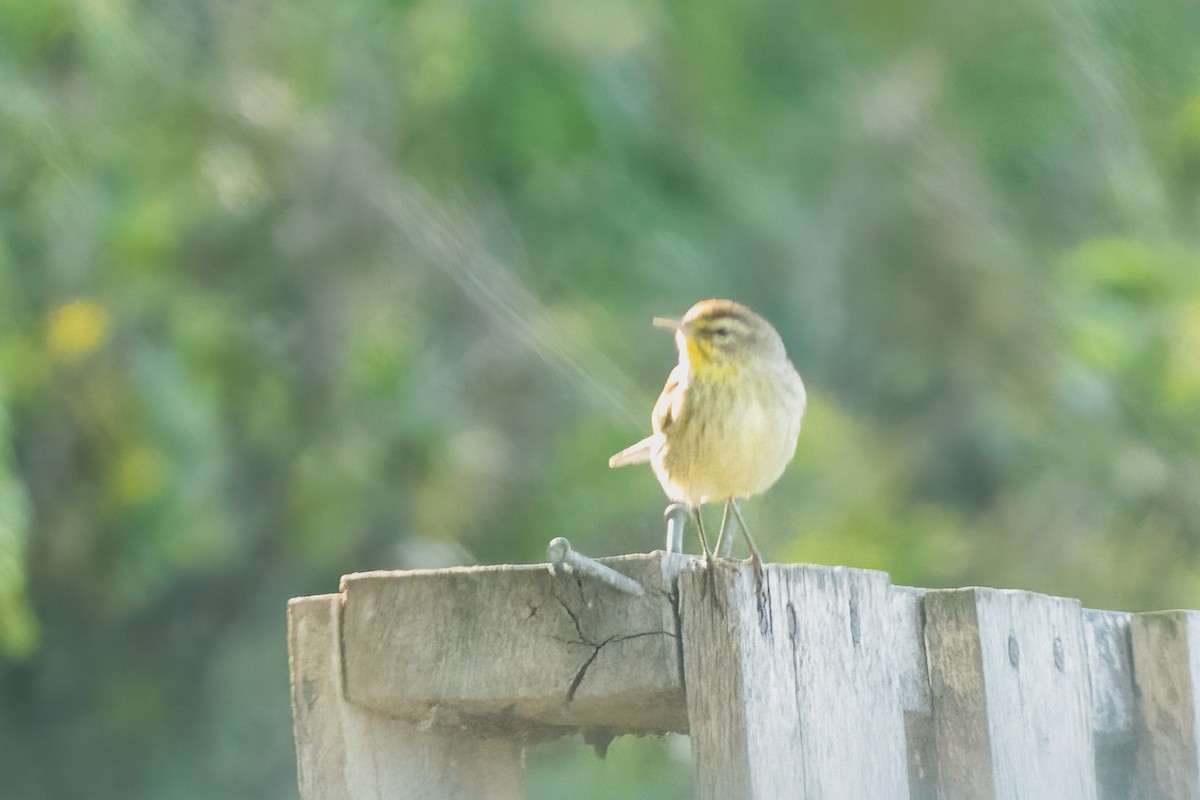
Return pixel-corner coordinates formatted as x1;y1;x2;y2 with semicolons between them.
565;631;678;703
567;643;604;702
552;589;587;644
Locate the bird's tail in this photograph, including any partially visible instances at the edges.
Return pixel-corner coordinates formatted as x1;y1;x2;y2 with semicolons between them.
608;437;653;468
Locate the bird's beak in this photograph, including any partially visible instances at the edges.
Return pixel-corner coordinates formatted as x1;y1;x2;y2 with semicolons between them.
652;316;681;331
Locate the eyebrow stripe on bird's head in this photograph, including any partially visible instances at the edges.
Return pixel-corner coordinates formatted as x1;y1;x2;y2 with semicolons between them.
684;299;758;328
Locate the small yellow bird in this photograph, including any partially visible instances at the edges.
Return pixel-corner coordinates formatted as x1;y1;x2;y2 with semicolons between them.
609;299;807;570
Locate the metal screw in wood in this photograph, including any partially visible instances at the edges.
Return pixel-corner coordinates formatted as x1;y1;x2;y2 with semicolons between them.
546;537;646;597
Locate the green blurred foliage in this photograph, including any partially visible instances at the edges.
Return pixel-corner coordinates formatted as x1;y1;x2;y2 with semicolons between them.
2;0;1200;796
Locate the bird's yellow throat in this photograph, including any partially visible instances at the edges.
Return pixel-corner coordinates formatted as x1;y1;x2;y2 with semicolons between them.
684;335;740;380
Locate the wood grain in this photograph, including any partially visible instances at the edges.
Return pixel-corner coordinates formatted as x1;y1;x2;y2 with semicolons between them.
288;594;523;800
923;588;1096;800
1084;609;1136;800
1130;610;1200;800
339;553;690;736
680;561;910;799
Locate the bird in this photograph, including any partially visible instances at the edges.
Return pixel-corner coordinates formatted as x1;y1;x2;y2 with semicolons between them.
609;299;807;573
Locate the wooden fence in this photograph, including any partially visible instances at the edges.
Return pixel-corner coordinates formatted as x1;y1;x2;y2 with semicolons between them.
287;551;1199;799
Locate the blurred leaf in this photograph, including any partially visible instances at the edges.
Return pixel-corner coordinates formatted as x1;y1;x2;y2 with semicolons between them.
0;381;37;660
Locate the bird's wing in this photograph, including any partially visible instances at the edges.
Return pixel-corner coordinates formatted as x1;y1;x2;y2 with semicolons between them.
610;367;685;468
652;365;685;435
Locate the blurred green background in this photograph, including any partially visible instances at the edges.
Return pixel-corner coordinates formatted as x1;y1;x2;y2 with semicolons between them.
3;0;1200;796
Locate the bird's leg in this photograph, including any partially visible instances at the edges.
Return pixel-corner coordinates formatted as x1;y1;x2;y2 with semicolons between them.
693;505;720;606
692;506;713;565
730;500;764;586
713;499;735;558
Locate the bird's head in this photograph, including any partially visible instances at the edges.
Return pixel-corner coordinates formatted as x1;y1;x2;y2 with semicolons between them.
654;299;784;375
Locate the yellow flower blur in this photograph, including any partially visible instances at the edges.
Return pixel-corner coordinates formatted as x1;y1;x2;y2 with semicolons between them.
47;300;110;361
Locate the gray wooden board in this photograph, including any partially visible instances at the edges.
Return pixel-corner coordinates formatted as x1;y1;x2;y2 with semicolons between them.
1083;609;1136;800
339;552;690;735
894;586;932;715
894;586;937;800
923;587;1097;800
287;594;524;800
290;557;1200;800
680;561;911;800
1130;610;1200;800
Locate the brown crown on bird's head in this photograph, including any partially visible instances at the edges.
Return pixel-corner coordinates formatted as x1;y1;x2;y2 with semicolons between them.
655;299;786;366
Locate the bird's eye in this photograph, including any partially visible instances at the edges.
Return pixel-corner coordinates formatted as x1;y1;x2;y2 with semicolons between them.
711;326;731;339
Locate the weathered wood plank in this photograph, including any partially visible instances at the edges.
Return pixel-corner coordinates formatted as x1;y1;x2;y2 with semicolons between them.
680;562;910;800
295;558;1200;800
893;586;938;800
1083;609;1136;800
339;553;689;735
287;594;524;800
923;588;1096;800
1130;610;1200;799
